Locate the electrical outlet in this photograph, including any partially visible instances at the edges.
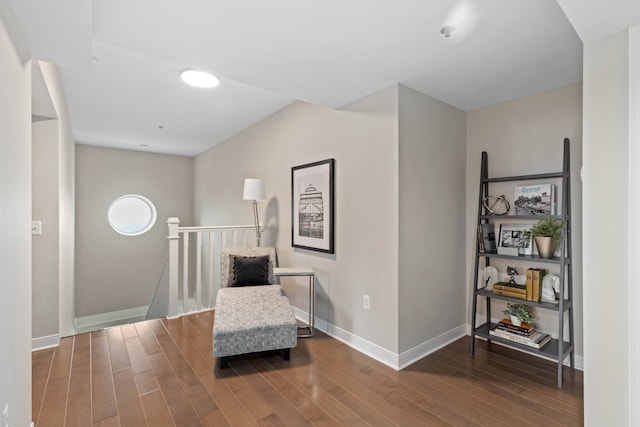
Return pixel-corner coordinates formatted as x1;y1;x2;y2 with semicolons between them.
3;403;8;427
363;295;370;310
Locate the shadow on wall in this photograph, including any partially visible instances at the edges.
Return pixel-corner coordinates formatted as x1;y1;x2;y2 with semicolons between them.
263;197;280;250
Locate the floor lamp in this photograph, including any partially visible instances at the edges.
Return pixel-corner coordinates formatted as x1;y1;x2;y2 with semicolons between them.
243;178;266;246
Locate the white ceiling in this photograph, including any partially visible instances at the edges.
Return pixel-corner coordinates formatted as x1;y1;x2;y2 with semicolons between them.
10;0;640;156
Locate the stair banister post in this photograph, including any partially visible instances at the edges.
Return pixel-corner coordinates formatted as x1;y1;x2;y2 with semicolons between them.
167;217;181;318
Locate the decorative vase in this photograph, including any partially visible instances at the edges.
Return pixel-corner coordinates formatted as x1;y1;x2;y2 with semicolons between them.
510;315;522;327
534;236;555;259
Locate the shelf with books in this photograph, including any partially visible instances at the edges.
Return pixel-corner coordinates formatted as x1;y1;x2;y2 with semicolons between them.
474;323;573;360
470;138;575;387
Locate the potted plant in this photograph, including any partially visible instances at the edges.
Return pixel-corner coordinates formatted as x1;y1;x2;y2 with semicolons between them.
528;216;564;259
502;303;534;326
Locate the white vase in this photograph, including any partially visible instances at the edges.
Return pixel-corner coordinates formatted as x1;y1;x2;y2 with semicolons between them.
510;315;522;327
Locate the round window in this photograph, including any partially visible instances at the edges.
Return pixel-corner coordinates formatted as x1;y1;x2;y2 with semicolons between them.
108;194;157;236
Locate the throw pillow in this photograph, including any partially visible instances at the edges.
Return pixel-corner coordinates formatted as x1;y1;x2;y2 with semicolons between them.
230;255;270;286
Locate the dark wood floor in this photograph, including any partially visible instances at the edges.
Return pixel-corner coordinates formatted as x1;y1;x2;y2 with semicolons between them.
32;311;583;426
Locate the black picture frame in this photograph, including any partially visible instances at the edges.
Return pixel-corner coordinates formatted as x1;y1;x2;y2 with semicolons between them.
291;159;335;253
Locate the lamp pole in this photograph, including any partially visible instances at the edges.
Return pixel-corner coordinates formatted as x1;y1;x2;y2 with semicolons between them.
253;199;261;247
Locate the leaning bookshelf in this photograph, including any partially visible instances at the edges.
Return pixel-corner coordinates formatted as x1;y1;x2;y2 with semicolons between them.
470;138;575;387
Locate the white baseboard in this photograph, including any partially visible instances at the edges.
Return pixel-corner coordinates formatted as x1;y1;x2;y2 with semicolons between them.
75;305;149;334
291;307;464;371
398;324;467;370
32;334;60;351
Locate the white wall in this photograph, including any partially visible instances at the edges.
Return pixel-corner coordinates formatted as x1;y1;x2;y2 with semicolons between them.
582;31;629;426
629;24;640;427
31;61;76;345
39;61;76;338
195;86;400;354
466;84;583;358
397;85;467;355
75;145;193;318
0;5;32;426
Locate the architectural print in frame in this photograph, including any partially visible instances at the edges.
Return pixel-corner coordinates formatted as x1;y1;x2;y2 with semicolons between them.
291;159;335;253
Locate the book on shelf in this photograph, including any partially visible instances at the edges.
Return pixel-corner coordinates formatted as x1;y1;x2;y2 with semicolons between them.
531;268;546;302
493;283;526;295
493;282;526;291
524;268;546;302
477;225;485;253
489;326;551;349
514;184;555;215
480;223;497;253
497;318;535;336
526;268;533;301
491;288;526;300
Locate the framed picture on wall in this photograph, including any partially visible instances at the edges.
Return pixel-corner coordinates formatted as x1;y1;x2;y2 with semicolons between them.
291;159;335;254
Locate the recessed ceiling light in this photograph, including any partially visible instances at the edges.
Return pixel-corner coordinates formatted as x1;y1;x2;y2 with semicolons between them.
180;69;219;88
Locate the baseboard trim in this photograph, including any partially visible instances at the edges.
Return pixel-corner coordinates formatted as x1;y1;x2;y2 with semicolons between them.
32;334;60;351
398;324;467;370
292;307;465;371
75;305;149;334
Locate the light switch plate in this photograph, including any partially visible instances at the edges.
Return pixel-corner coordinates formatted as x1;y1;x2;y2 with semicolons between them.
31;221;42;235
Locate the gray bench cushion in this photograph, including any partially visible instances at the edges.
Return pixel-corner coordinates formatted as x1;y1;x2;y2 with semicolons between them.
213;285;297;358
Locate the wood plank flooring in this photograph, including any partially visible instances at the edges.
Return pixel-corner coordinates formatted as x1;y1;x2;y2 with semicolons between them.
32;311;583;426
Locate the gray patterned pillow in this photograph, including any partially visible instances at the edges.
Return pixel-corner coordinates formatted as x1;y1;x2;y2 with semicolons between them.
231;255;270;286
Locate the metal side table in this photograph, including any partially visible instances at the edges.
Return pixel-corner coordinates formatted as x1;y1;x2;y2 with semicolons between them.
274;267;315;337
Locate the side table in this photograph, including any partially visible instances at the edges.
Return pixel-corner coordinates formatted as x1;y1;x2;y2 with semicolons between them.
274;267;315;337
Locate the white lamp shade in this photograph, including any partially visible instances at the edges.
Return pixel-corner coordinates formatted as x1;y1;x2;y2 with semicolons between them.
243;178;266;201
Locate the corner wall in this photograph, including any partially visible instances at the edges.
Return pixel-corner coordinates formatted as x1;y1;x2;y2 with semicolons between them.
0;6;32;426
397;85;467;359
195;86;400;355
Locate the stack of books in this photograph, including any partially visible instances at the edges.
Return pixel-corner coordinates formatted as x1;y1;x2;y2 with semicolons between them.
492;282;526;300
489;318;551;349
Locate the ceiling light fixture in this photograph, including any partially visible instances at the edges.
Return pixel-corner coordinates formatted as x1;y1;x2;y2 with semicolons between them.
440;0;482;41
180;69;219;88
440;26;455;38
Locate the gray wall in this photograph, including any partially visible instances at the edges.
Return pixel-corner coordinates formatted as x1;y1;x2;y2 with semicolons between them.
75;145;193;317
0;7;32;426
466;84;583;357
398;85;467;353
195;86;401;352
582;31;629;425
32;119;60;339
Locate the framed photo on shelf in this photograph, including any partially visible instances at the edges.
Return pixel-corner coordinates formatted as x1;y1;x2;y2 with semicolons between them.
291;159;335;254
497;223;533;255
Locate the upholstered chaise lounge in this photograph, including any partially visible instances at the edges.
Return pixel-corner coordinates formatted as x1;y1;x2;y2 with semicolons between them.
213;247;297;369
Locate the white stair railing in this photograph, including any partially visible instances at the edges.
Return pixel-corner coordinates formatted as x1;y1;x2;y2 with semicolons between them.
166;217;258;318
